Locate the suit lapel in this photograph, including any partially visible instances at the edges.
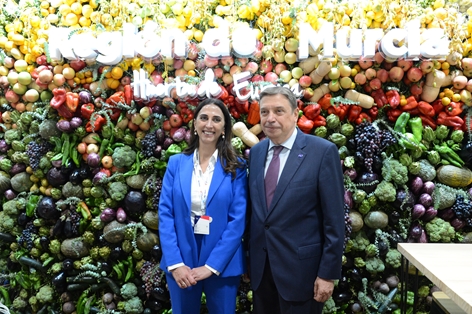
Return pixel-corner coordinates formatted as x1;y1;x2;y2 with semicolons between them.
206;158;225;208
267;131;307;215
179;153;193;212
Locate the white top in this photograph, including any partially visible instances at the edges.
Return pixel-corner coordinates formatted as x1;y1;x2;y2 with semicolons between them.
264;128;298;181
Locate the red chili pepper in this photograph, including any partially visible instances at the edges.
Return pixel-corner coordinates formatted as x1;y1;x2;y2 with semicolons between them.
368;107;378;120
303;103;321;120
348;105;363;123
419;115;437;129
417;101;435;117
355;112;372;124
385;90;400;108
387;108;402;122
371;89;387;107
312;115;326;127
297;115;314;133
124;85;133;105
318;94;332;110
437;112;464;129
85;115;107;132
445;101;463;116
402;96;418;111
80;103;95;120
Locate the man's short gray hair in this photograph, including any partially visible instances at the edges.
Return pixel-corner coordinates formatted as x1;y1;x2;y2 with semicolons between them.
259;86;298;111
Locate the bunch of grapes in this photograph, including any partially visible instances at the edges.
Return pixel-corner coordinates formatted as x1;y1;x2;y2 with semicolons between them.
236;278;252;312
141;132;158;158
354;122;397;173
451;195;472;228
344;203;352;250
140;260;164;296
18;222;37;250
145;177;163;210
26;140;53;170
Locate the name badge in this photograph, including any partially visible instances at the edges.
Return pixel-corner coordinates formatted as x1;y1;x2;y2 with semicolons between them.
194;215;211;235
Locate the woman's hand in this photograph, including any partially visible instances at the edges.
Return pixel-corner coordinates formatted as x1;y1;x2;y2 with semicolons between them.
191;266;213;282
171;266;197;289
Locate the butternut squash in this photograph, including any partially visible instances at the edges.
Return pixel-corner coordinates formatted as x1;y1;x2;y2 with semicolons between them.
308;83;330;103
299;56;319;74
249;124;263;136
309;61;332;84
232;122;260;147
344;90;375;109
421;70;446;103
436;165;472;187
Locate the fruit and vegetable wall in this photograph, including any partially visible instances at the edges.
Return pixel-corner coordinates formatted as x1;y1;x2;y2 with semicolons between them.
1;0;472;313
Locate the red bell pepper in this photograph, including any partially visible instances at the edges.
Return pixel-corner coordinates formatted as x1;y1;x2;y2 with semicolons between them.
235;100;249;114
387;108;402;122
356;113;372;124
297;115;314;133
181;107;194;124
437;111;464;129
65;92;79;113
106;91;125;105
419;115;437;129
303;103;321;120
348;105;363;123
368;107;378;120
386;89;400;108
312;115;326;127
124;85;133;105
432;99;445;115
85;114;107;132
417;101;435;117
80;103;95;120
230;107;240;119
318;94;332;110
371;89;387;107
337;104;349;121
445;101;463;116
50;88;74;119
402;96;418;111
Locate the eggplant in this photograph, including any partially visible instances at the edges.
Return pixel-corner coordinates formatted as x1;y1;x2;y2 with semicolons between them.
125;191;146;216
151;245;162;261
52;218;65;236
37;196;60;220
393;189;416;210
409;223;422;239
79;90;92;104
79;166;90;179
163;137;174;150
151;286;170;302
10;163;26;176
153;145;162;159
39;236;50;252
69;169;81;185
17;212;30;227
388;211;401;226
52;272;67;289
47;167;68;187
355;172;379;194
62;259;74;271
422;207;437;222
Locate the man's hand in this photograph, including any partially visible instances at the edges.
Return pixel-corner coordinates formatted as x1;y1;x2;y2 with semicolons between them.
313;277;334;303
171;266;197;289
190;266;213;282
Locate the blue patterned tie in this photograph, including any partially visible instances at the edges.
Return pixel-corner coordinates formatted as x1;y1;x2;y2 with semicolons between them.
265;146;283;210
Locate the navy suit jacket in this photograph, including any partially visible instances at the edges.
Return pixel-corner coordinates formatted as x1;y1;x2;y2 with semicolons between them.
248;130;345;301
159;153;248;277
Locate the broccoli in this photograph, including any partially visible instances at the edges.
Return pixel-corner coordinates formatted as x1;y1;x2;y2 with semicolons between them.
374;181;396;202
322;297;337;313
385;249;402;268
231;137;244;154
107;181;129;201
112;146;137;168
354;257;366;268
425;217;456;242
382;157;408;185
409;159;436;182
118;296;144;314
0;158;12;172
350;231;370;251
365;244;379;257
36;285;54;303
365;257;385;274
120;282;138;300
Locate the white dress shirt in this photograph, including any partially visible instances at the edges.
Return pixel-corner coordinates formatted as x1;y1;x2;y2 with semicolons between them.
264;128;298;181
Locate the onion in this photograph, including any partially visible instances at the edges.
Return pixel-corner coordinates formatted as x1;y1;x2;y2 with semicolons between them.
410;176;424;195
4;189;16;200
92;171;107;185
100;208;116;223
87;152;101;168
116;207;127;223
412;204;426;220
344;168;357;181
0;140;9;153
422;181;435;195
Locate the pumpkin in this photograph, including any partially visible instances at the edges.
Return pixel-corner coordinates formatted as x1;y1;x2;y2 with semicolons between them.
137;232;160;251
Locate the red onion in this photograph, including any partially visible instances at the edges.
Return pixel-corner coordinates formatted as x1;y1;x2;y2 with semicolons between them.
70;117;82;129
409;223;423;239
78;90;92;104
0;140;9;153
344;168;357;181
422;181;435;195
116;207;127;223
100;208;116;222
92;171;107;185
87;152;101;168
4;189;16;200
56;120;72;133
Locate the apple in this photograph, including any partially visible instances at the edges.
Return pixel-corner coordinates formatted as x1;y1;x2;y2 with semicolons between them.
397;59;413;71
374;52;384;65
299;75;312;88
284;38;299;52
358;56;373;69
0;66;8;76
264;72;278;84
279;70;292;83
237;58;249;67
131;113;144;125
407;67;423;82
252;74;264;82
389;67;404;82
17;72;32;85
274;50;285;63
222;73;233;85
244;61;259;74
340;77;352;89
303;87;314;99
24;89;39;102
376;69;389;83
69;59;86;72
284;52;297;65
274;63;287;75
173;59;184;70
291;67;303;79
453;75;468;90
365;68;377;80
410;83;423;96
14;60;28;72
420;60;434;74
151;71;164;85
259;59;273;74
7;71;19;85
203;55;219;68
369;78;381;90
213;67;223;78
169;113;183;128
354;73;367;85
339;65;352;77
5;89;20;103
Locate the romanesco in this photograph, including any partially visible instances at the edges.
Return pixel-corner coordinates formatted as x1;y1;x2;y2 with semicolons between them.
374;181;396;202
382;157;408;185
365;257;385;274
350;231;370;251
385;249;402;268
425;217;456;242
36;285;54;303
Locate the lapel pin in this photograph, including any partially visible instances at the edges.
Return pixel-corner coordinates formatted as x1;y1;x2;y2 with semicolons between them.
298;154;303;158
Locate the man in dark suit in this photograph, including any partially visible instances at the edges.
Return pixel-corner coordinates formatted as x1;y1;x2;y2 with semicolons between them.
248;86;345;314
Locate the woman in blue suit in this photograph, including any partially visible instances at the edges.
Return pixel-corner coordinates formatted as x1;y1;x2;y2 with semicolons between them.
158;98;248;314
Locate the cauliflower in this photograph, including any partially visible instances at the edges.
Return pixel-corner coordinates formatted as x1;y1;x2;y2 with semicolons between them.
107;181;129;201
112;145;137;168
118;296;144;314
365;257;385;274
374;181;396;202
350;231;370;251
425;217;456;242
382;157;408;185
36;285;54;303
120;282;138;300
385;249;402;268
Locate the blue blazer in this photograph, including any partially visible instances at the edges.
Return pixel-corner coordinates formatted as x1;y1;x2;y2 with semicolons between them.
159;152;248;277
248;130;345;301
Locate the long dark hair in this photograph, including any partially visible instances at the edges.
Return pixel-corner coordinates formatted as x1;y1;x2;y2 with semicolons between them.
184;98;243;179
